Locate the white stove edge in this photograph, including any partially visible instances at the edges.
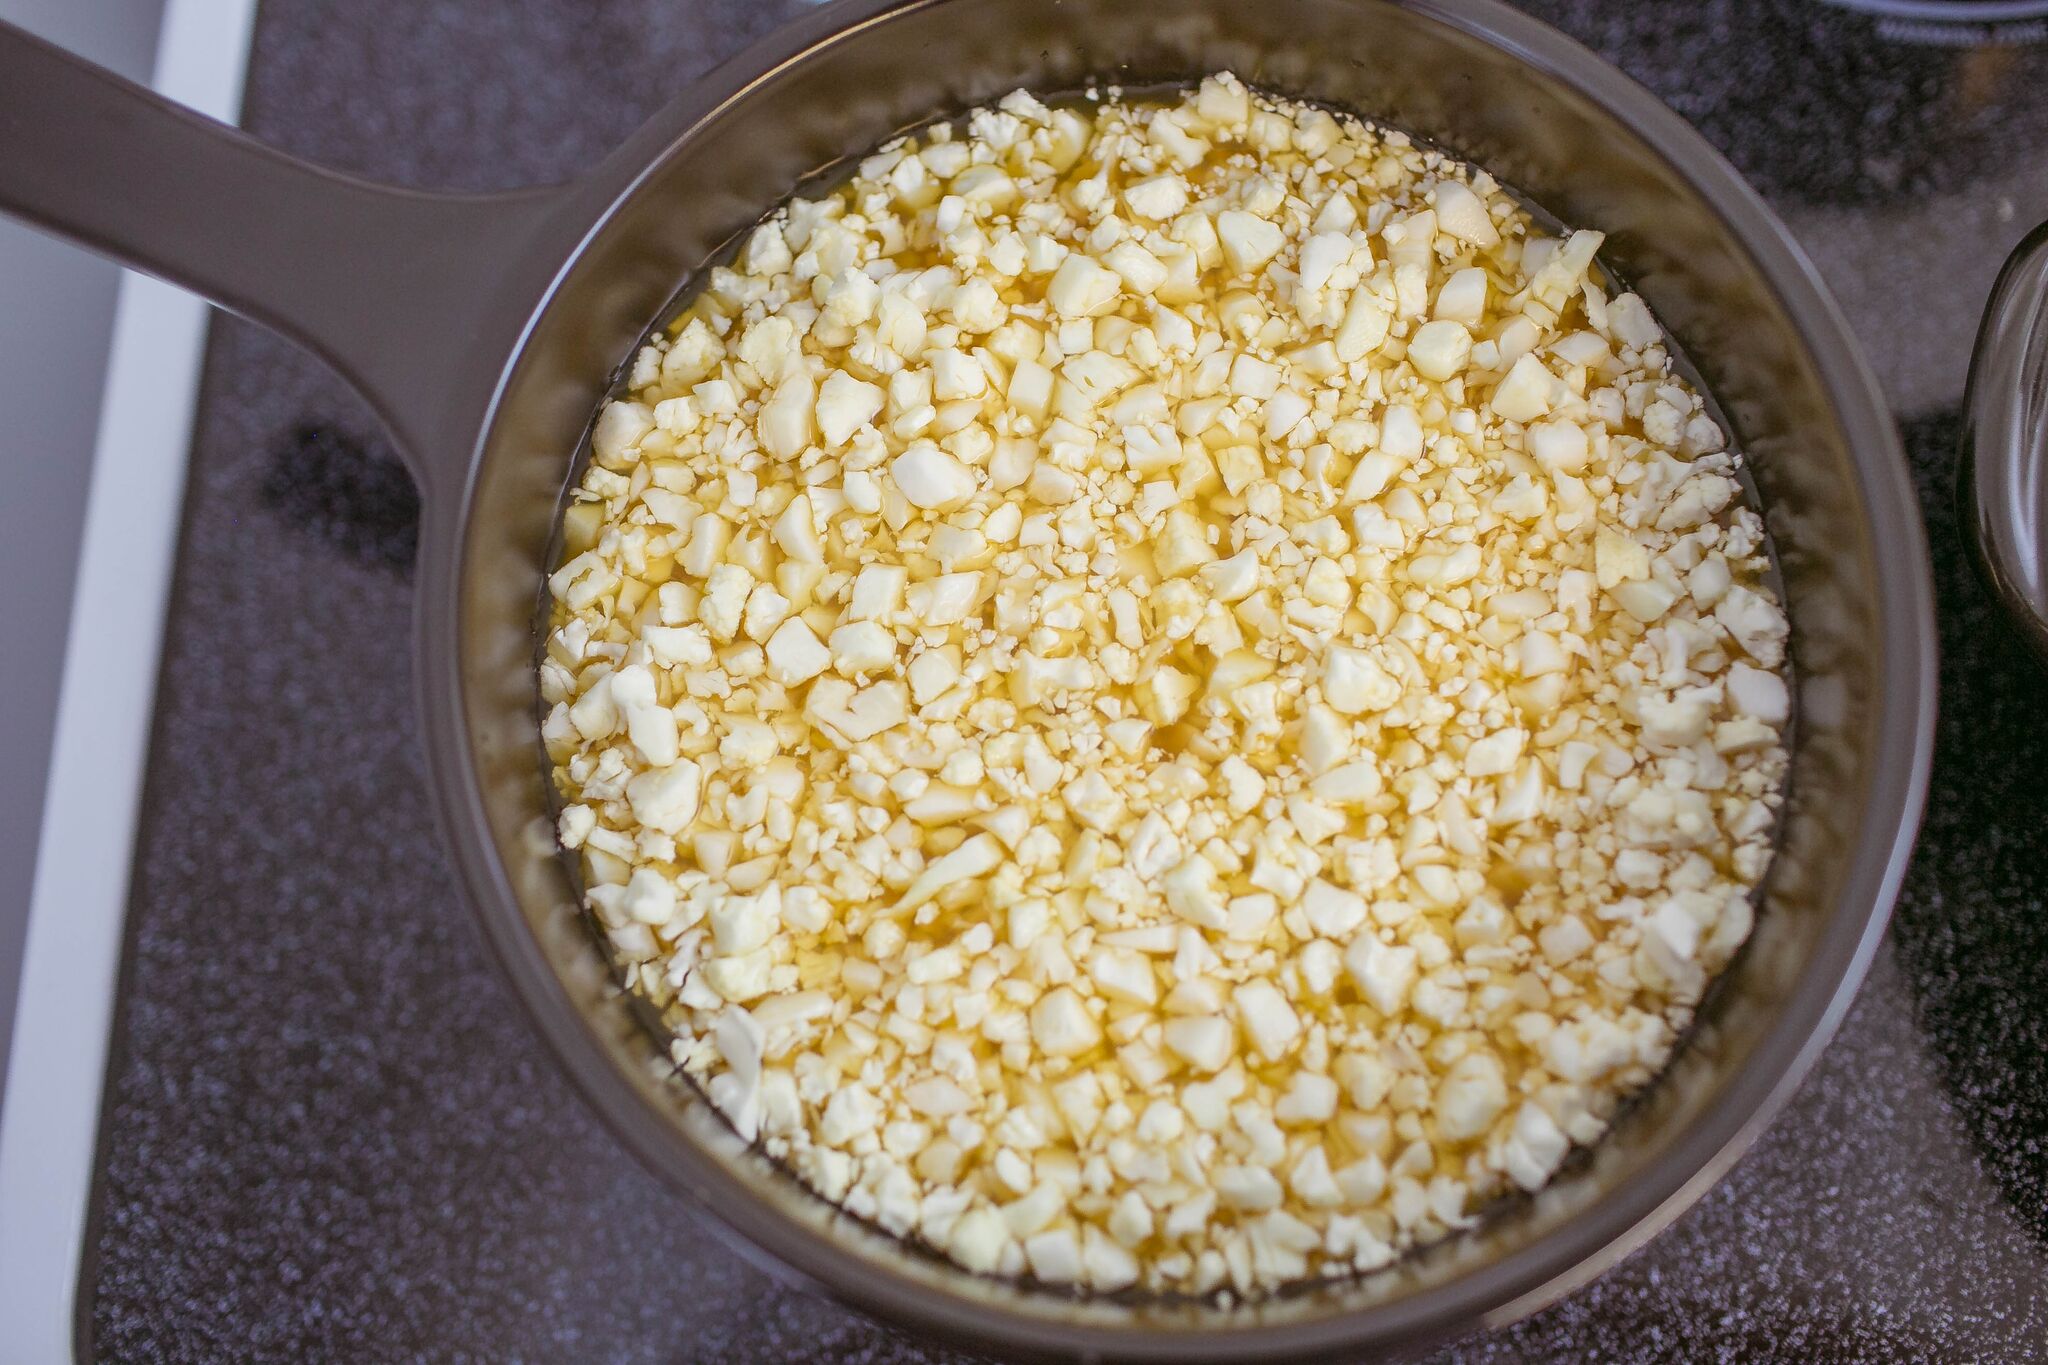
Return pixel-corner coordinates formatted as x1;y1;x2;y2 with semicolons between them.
0;0;258;1358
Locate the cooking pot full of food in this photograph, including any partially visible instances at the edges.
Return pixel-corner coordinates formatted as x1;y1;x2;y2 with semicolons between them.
14;0;2017;1358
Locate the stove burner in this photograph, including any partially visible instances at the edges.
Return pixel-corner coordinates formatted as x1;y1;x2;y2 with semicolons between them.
260;420;420;574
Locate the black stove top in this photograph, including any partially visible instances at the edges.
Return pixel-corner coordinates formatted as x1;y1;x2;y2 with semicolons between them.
85;1;2048;1359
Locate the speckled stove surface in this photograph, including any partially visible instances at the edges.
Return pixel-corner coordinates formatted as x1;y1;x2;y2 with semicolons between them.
84;1;2048;1360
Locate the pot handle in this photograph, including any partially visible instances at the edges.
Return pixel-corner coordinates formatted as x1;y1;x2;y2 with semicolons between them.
0;20;589;505
1963;219;2048;664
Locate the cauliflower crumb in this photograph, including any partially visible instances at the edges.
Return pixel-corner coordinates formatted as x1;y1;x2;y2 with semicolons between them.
544;72;1791;1300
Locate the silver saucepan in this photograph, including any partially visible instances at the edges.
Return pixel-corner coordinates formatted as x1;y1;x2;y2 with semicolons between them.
16;0;2037;1358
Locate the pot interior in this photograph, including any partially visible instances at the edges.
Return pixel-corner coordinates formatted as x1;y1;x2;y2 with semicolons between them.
441;0;1925;1355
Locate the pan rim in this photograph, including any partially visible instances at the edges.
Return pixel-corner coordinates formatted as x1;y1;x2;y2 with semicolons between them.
418;0;1939;1357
